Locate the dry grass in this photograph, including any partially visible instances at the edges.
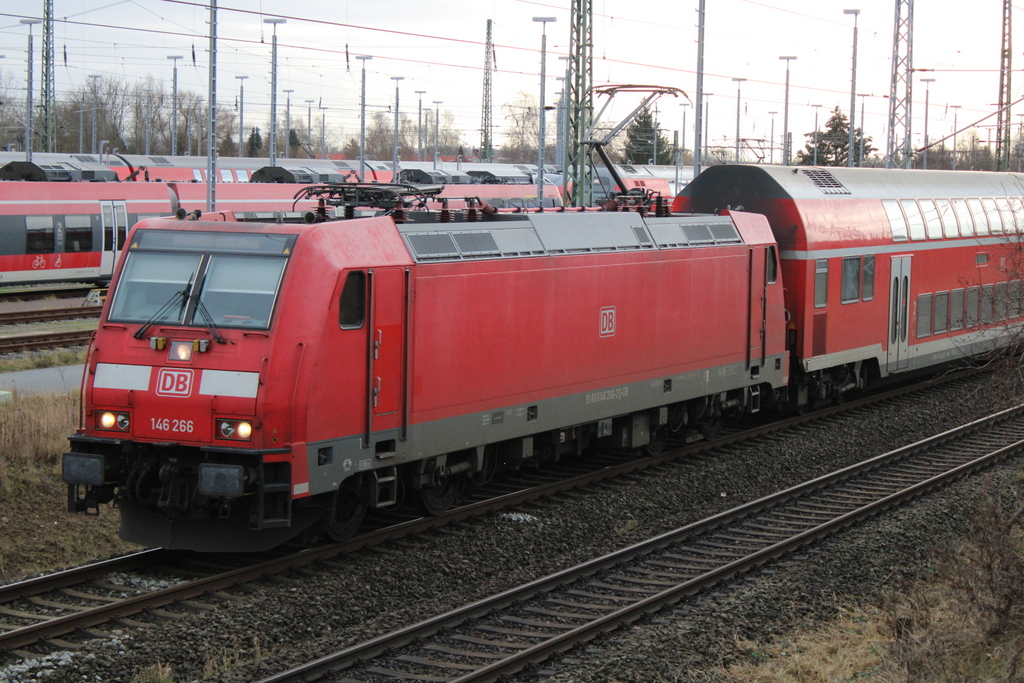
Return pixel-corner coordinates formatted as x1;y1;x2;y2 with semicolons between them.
0;347;86;374
725;496;1024;683
0;390;136;583
131;663;176;683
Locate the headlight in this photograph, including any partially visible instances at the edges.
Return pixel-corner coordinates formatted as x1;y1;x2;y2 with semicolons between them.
169;340;193;362
96;411;130;432
218;419;252;441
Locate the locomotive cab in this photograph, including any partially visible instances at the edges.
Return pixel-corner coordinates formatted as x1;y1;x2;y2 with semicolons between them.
62;220;321;551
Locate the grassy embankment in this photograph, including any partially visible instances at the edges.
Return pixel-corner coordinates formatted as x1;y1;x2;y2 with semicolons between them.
0;387;136;584
724;496;1024;682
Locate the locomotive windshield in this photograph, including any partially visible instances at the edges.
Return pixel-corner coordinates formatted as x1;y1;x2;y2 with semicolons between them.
108;229;295;330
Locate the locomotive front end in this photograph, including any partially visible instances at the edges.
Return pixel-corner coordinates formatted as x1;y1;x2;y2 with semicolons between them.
62;220;314;551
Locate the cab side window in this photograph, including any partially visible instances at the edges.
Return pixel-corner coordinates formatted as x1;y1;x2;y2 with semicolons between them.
339;271;366;329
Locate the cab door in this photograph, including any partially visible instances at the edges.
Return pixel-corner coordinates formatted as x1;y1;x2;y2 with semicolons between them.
747;246;768;369
99;201;128;277
887;256;912;372
365;268;409;446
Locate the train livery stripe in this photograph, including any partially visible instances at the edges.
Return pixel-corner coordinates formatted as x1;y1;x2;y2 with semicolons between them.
198;370;259;399
94;363;151;391
781;235;1014;261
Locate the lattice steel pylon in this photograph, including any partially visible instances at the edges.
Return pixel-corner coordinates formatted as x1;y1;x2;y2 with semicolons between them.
42;0;56;152
885;0;914;169
562;0;593;207
480;19;495;163
997;0;1012;171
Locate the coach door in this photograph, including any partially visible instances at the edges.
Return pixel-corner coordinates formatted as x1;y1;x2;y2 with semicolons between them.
887;256;912;372
747;246;768;369
364;267;409;448
99;201;128;277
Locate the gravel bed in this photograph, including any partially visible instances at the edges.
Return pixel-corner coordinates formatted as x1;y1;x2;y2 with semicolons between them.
5;370;1021;682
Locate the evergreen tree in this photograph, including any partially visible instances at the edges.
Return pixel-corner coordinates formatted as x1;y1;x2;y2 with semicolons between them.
623;106;675;165
246;127;264;158
795;106;875;166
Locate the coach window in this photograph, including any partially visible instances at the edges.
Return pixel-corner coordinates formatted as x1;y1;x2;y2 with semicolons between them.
916;293;932;338
952;199;974;236
25;216;55;254
982;198;1003;234
339;271;366;329
1010;197;1024;231
814;259;828;308
882;200;908;241
1011;281;1022;318
766;246;778;284
968;199;989;236
934;291;949;335
995;282;1008;321
64;215;93;252
996;198;1016;233
862;255;875;301
950;289;965;331
966;286;980;328
981;284;995;324
920;199;943;239
840;257;860;303
935;198;959;238
900;200;927;240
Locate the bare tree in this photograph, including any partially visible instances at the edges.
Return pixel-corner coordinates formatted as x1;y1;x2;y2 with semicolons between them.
498;91;538;163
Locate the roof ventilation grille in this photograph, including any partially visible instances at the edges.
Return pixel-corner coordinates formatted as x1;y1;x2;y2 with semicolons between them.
800;169;851;195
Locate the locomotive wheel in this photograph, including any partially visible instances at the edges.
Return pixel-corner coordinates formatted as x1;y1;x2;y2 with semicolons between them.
699;415;724;441
645;427;669;456
417;477;459;516
326;480;368;542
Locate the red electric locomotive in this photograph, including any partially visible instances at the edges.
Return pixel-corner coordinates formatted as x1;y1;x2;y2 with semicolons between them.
62;184;787;551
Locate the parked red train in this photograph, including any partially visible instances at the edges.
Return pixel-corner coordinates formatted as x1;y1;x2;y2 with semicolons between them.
62;166;1024;551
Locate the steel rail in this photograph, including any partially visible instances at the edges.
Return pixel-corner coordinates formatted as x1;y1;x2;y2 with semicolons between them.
0;549;170;605
256;401;1024;683
0;308;100;327
0;330;94;353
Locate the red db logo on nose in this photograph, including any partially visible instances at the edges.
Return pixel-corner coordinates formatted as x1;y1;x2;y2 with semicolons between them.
156;368;194;397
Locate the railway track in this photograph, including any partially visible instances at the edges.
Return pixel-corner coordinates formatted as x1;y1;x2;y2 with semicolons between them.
0;368;992;663
258;401;1024;683
0;287;96;305
0;329;94;353
0;307;101;327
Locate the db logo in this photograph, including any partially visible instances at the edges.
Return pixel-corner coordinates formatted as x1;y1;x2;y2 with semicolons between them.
156;368;194;398
600;306;616;337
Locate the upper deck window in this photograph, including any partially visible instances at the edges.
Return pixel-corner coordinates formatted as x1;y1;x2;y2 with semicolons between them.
900;200;927;240
952;199;973;236
996;198;1017;233
935;199;959;238
967;199;989;236
982;198;1003;234
882;200;908;242
919;200;944;239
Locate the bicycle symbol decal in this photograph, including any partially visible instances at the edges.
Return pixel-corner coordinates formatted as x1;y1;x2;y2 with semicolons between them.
32;255;46;269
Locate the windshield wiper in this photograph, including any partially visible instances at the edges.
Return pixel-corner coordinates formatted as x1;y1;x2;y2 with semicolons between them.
132;274;193;340
191;296;227;344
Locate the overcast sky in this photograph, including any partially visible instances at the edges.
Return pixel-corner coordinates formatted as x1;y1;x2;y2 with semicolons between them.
0;1;1016;159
